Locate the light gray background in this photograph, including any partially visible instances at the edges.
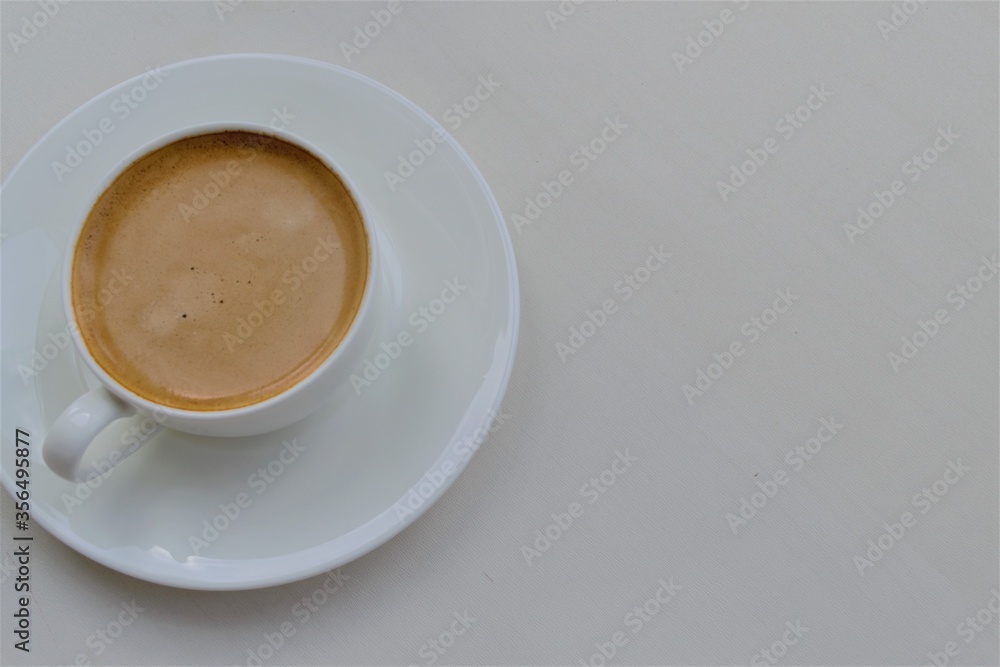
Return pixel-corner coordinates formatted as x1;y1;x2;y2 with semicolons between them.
1;1;997;665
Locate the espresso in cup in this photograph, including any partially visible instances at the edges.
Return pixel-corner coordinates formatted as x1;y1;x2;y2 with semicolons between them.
71;131;369;411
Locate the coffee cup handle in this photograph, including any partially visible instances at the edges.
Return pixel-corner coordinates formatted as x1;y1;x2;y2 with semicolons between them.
43;387;136;482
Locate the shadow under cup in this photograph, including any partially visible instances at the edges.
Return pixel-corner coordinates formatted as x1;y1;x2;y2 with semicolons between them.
69;127;373;413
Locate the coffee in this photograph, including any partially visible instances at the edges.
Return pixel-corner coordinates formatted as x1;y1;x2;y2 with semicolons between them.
72;131;369;411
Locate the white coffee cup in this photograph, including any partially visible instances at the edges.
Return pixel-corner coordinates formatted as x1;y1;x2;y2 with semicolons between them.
43;122;384;482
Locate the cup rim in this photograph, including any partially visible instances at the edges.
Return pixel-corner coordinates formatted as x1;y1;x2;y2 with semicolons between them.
61;120;380;421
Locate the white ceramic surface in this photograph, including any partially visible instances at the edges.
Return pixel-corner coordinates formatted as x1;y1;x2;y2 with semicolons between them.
0;54;519;590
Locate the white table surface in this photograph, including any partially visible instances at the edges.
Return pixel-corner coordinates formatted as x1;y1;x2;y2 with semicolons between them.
1;1;997;665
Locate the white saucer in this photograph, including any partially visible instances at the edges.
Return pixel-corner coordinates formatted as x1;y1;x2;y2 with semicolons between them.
0;54;519;590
